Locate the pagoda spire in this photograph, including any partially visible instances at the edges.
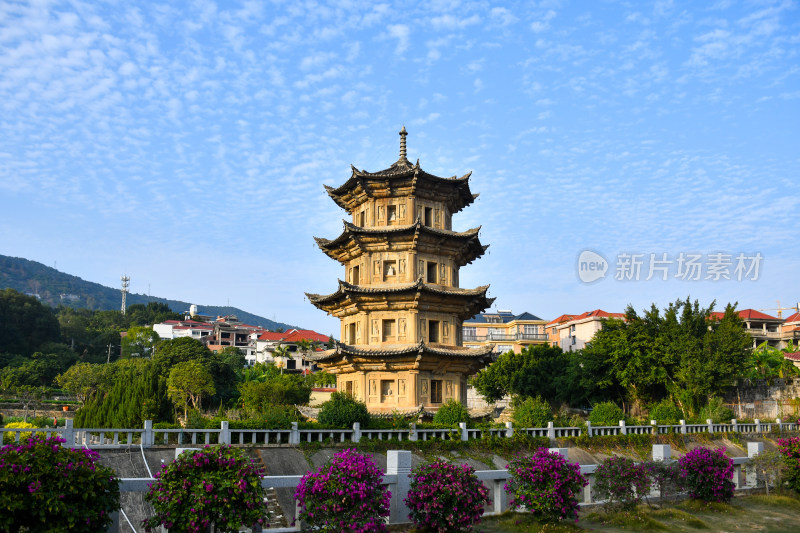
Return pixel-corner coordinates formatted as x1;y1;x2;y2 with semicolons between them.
399;126;408;161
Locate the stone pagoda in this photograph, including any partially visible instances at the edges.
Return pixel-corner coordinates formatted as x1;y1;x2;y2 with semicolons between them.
306;128;494;414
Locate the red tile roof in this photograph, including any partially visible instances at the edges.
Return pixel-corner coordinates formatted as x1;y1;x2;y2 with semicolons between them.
572;309;625;320
281;329;330;343
783;312;800;324
257;331;286;341
784;352;800;362
546;314;577;327
710;309;780;321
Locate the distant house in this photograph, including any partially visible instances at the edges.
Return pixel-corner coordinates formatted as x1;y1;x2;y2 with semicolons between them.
546;309;625;352
253;328;331;372
153;319;214;341
710;309;786;349
462;309;549;355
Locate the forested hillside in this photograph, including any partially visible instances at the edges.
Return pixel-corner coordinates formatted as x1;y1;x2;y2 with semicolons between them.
0;254;295;330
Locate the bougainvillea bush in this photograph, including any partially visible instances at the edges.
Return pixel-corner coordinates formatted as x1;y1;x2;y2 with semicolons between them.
143;445;268;533
505;448;587;522
644;460;684;503
0;435;120;533
405;461;490;532
593;456;649;511
678;446;734;502
777;437;800;493
294;448;390;532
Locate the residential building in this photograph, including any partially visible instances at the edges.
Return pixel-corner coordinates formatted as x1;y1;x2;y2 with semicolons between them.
546;309;625;352
462;309;548;354
153;319;214;340
780;311;800;349
253;328;331;372
306;128;494;413
710;309;784;349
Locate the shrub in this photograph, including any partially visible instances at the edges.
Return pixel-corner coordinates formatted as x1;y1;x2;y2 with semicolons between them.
589;401;624;426
697;397;734;424
593;456;649;511
678;447;734;502
747;450;786;495
143;445;268;533
0;435;120;532
644;460;684;503
648;399;684;425
405;461;490;532
512;396;553;428
433;399;471;426
2;421;40;443
294;448;390;532
317;392;370;428
505;448;587;522
777;437;800;493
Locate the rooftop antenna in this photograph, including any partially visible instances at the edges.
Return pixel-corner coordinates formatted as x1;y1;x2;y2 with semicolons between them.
121;275;130;315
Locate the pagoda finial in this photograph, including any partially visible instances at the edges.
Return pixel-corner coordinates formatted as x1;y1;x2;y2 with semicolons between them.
399;126;408;160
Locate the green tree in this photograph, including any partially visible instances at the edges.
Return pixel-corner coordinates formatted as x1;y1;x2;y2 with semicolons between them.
167;360;216;419
0;289;60;356
471;344;568;403
55;362;106;404
151;337;211;377
121;326;160;358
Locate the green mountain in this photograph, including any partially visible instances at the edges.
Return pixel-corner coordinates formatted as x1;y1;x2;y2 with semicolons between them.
0;254;297;331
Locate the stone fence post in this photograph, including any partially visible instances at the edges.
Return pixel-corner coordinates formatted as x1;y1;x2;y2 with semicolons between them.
650;420;657;435
679;419;687;434
746;442;764;488
732;418;738;432
652;444;671;461
707;418;714;434
776;418;783;432
585;421;592;438
386;450;412;524
459;422;468;441
62;418;75;447
352;422;361;443
219;421;230;445
408;422;417;442
755;419;761;433
547;421;556;440
505;421;513;438
619;420;626;435
290;422;300;445
143;420;153;447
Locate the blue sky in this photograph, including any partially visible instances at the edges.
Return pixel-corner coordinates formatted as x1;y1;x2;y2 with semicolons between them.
1;0;798;336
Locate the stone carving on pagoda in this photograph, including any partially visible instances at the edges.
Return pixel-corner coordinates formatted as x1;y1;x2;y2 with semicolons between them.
306;127;494;413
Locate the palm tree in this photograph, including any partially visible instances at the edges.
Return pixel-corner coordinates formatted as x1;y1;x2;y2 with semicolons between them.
272;344;289;374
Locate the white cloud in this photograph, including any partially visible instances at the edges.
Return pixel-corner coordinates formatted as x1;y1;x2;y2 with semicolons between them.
387;24;409;56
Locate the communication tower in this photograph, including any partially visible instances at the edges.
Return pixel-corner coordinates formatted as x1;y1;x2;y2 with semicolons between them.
121;275;130;315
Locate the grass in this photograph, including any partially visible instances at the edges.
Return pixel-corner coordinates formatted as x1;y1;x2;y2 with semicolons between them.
475;493;800;532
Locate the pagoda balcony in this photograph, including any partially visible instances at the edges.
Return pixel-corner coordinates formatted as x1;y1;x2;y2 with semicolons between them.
463;333;549;342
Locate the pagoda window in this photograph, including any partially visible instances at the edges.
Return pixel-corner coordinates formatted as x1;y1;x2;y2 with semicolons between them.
380;380;395;402
429;320;440;343
431;380;443;404
351;265;360;284
387;205;397;223
359;210;366;227
348;323;356;345
426;262;438;283
382;319;396;341
424;207;433;226
383;260;397;280
345;381;353;395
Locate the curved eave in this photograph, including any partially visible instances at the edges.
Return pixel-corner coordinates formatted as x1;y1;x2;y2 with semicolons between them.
308;279;490;305
325;164;476;213
313;220;487;262
305;341;495;363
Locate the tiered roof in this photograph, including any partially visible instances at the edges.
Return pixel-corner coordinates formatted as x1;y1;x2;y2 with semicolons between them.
306;279;494;320
314;219;488;265
324;128;478;215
